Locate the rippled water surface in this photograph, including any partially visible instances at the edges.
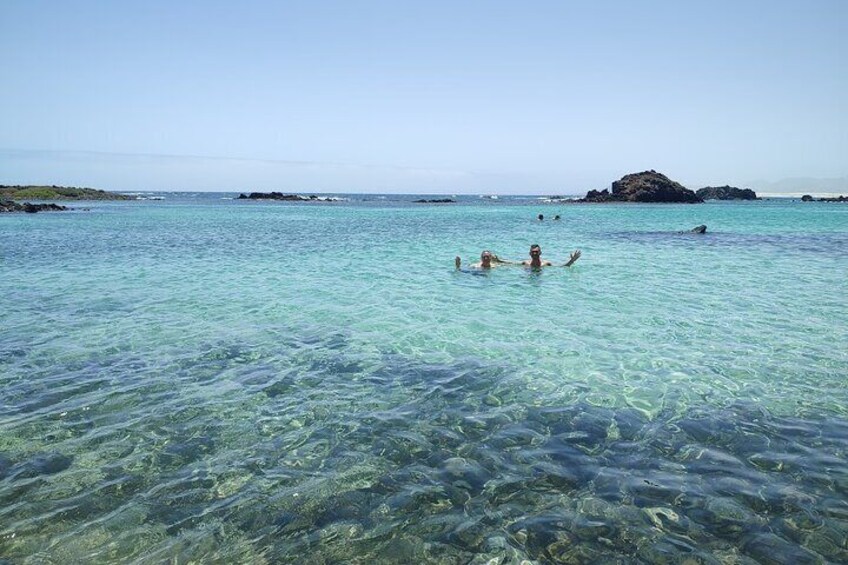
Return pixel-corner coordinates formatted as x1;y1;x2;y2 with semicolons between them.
1;195;847;563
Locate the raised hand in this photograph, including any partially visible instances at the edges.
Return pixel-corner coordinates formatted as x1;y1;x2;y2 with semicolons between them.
565;249;581;267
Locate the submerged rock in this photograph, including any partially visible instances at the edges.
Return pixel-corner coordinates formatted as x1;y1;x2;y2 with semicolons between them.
0;453;13;479
580;171;703;203
742;532;819;564
12;452;73;479
696;186;759;200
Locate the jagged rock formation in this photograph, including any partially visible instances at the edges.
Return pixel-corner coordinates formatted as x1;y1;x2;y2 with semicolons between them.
581;171;702;203
237;192;341;201
696;186;759;200
0;200;68;213
800;194;847;202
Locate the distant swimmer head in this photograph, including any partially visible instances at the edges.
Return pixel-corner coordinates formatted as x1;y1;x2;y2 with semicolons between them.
538;214;544;221
480;250;493;267
554;215;561;220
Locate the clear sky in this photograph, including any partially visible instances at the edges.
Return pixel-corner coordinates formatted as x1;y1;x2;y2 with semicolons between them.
1;0;846;193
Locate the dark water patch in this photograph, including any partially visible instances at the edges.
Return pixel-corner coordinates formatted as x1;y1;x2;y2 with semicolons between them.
742;532;820;564
5;377;109;417
8;452;73;480
0;346;27;365
636;534;721;565
604;230;848;257
0;453;12;480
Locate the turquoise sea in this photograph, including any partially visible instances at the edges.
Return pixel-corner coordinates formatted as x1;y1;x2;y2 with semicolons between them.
1;194;847;563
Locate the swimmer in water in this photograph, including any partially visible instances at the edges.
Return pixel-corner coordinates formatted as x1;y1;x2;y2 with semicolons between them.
455;250;507;270
495;244;581;269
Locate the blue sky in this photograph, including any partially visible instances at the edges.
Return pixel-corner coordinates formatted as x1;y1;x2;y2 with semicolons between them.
1;0;845;193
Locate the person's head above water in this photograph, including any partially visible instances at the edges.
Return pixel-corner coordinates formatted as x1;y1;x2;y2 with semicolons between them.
529;244;542;256
480;250;493;267
538;214;544;221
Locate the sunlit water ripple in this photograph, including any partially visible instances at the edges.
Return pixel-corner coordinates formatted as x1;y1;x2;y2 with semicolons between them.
1;195;846;563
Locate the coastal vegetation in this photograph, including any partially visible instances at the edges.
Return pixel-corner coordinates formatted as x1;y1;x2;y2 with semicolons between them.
0;185;133;201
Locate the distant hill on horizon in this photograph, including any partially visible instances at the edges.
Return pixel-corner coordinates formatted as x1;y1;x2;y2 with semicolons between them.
747;176;847;195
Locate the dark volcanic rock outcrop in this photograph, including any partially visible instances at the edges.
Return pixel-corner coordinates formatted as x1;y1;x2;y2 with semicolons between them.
414;198;456;203
581;171;702;203
0;199;68;213
238;192;340;201
696;186;759;200
801;194;847;202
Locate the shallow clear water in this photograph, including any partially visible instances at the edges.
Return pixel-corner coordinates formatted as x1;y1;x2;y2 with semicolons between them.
1;195;847;563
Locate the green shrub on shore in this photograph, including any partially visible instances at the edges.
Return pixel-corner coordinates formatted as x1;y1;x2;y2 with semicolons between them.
8;187;62;199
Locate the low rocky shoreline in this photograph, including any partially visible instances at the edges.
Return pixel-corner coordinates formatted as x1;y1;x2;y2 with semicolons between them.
0;200;69;213
0;185;133;201
801;194;847;202
237;192;343;202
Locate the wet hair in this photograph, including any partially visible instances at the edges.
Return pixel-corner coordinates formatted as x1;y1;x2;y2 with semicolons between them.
530;244;541;252
537;214;544;220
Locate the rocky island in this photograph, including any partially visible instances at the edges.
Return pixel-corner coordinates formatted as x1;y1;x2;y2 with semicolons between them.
696;186;759;200
0;185;134;201
237;192;343;202
801;194;847;202
1;185;136;213
414;198;456;203
578;171;702;203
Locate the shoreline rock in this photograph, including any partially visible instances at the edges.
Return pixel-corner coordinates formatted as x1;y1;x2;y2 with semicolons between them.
1;199;69;213
696;186;759;200
237;192;342;202
801;194;847;202
578;171;702;203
